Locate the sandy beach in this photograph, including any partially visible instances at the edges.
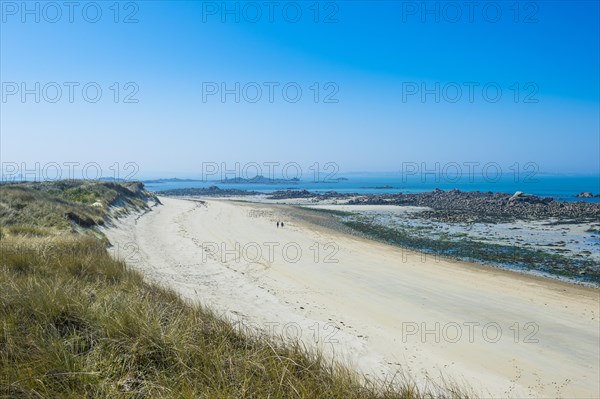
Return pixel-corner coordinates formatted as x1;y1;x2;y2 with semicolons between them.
105;197;600;398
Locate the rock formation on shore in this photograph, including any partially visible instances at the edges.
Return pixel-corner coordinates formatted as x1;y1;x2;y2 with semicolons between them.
159;187;600;222
345;189;599;221
575;192;600;198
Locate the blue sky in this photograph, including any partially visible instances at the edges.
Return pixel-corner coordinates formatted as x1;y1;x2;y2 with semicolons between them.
1;0;599;178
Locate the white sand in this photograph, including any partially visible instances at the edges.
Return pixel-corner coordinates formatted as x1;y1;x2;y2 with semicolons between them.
104;197;600;398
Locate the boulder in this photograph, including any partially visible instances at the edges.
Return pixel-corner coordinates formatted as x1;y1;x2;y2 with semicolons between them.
576;192;594;198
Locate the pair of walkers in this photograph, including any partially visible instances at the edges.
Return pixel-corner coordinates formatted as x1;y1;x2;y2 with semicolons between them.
276;221;284;228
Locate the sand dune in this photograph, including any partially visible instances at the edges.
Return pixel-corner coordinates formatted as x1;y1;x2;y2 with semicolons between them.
105;197;600;398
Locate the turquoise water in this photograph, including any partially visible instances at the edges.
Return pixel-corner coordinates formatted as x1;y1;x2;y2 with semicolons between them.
146;174;600;202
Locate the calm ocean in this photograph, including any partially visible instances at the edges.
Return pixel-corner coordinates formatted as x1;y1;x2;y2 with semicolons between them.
145;174;600;203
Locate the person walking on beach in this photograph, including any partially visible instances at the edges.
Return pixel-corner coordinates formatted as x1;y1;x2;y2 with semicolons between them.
276;221;280;228
280;222;284;228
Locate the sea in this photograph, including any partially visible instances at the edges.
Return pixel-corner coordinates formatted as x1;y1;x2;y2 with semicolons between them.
144;174;600;203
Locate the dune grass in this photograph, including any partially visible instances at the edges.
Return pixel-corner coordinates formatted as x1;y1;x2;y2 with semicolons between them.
0;180;154;231
0;181;469;398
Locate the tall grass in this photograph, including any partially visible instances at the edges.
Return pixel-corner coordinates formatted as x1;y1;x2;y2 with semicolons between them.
0;180;155;231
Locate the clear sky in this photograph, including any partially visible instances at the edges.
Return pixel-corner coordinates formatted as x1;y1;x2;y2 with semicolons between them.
1;0;599;179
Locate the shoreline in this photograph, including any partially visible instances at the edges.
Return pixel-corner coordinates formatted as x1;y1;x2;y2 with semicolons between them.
104;196;600;398
256;200;600;291
141;176;600;203
157;191;600;286
295;207;600;297
289;203;600;289
155;186;600;223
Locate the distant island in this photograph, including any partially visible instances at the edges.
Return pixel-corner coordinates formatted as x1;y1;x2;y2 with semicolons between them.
314;177;349;183
143;178;203;184
143;176;350;185
360;185;395;189
144;176;302;185
217;176;300;184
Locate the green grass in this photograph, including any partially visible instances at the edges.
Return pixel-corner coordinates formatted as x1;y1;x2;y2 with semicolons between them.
301;207;355;217
0;181;469;398
0;235;399;398
0;180;155;232
342;220;600;283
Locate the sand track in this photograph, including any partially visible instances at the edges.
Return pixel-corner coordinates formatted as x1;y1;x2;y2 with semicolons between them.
105;197;600;398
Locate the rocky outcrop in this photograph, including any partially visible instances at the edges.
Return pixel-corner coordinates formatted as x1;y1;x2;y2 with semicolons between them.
268;190;344;200
269;189;314;199
345;189;599;221
159;186;600;222
219;176;300;184
575;192;600;198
